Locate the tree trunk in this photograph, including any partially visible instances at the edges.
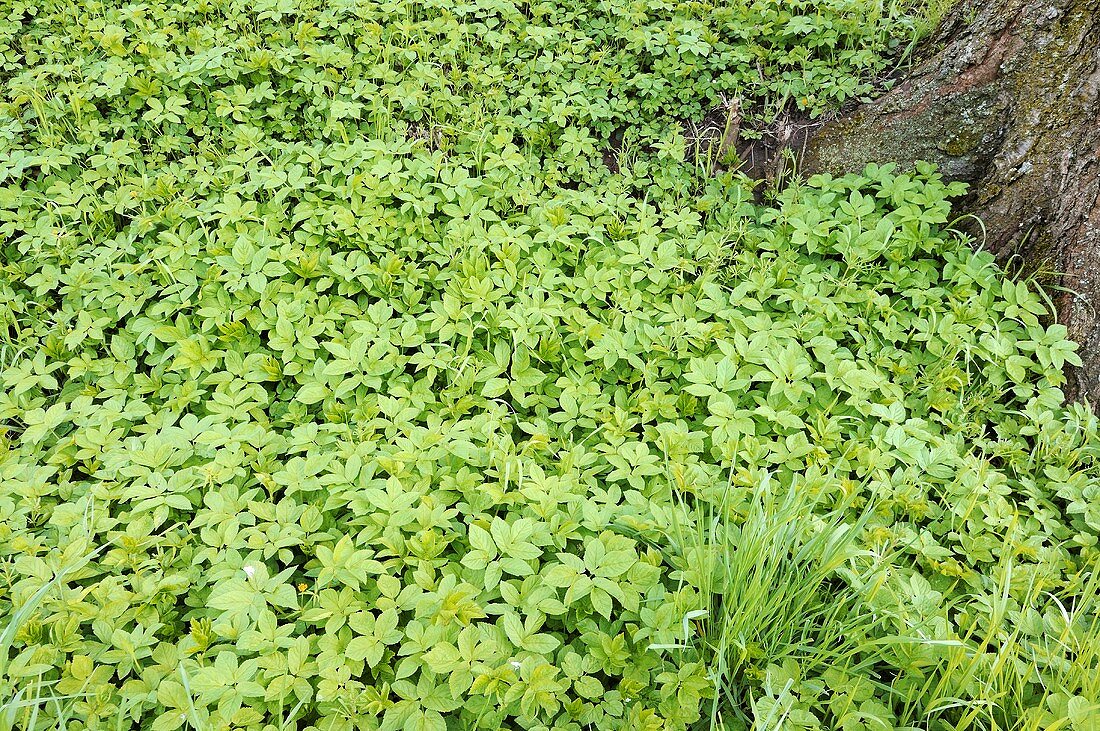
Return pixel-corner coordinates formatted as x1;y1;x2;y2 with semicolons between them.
797;0;1100;405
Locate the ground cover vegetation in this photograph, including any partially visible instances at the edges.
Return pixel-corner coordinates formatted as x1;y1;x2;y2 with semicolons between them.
1;0;1098;729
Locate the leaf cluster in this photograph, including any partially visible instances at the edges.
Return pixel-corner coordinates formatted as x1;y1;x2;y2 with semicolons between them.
1;1;1098;730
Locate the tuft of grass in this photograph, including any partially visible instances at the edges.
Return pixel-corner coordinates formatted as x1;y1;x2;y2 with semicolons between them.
891;550;1100;731
665;476;894;730
905;0;964;39
667;489;1100;731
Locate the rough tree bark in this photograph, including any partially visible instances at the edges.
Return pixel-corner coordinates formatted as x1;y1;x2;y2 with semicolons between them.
795;0;1100;405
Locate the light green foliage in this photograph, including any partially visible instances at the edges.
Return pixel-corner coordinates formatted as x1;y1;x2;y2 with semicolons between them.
1;0;1098;730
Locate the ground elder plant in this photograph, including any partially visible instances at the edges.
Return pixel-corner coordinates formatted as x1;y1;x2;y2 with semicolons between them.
2;0;1100;730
